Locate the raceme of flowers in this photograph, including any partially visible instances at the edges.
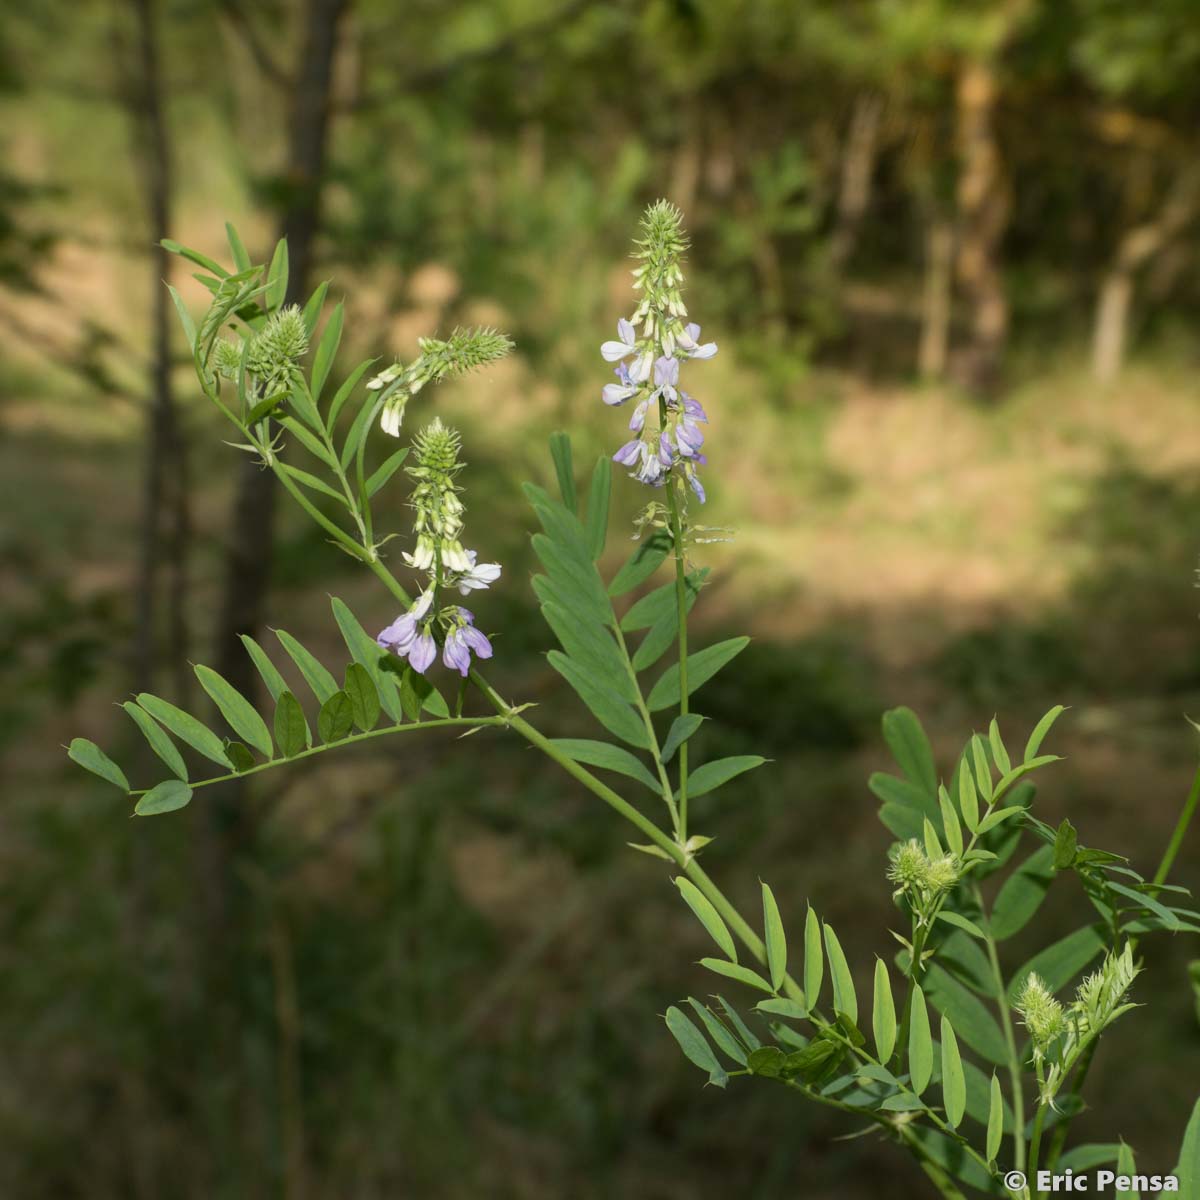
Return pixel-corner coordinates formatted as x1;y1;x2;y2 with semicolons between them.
375;417;500;677
601;201;717;504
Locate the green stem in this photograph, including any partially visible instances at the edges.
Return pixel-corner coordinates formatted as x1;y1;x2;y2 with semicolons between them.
1153;758;1200;886
129;716;504;795
1027;1104;1048;1198
975;884;1027;1173
664;476;691;842
1043;1037;1097;1172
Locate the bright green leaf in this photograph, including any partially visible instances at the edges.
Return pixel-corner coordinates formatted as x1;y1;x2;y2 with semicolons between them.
135;779;193;816
67;738;129;792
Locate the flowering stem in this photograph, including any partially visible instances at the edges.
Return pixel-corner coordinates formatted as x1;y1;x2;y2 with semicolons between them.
664;475;691;842
1028;1104;1049;1198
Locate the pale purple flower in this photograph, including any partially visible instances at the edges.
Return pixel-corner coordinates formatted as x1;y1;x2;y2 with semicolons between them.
376;590;433;655
650;356;679;404
677;322;717;360
684;461;706;503
600;318;637;362
409;631;436;674
442;628;472;675
441;609;494;676
629;350;654;383
455;549;502;595
603;361;640;407
629;398;650;432
613;439;642;467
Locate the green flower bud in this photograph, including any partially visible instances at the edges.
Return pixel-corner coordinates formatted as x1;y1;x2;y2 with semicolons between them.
1015;973;1067;1052
212;337;244;380
247;305;308;394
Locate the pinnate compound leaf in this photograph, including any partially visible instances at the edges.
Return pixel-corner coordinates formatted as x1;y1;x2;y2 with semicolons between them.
547;651;648;749
135;779;193;816
68;738;129;792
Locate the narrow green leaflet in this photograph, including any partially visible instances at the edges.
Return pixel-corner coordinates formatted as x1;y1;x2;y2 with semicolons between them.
225;741;255;773
585;457;610;560
67;739;129;792
977;806;1023;834
956;757;980;833
607;531;672;596
123;701;188;780
310;300;343;401
660;713;705;765
647;637;750;712
761;883;787;992
823;923;857;1025
194;664;273;758
547;651;648;749
873;959;897;1062
166;285;196;349
664;1006;726;1088
548;431;577;513
677;878;738;962
365;446;410;498
325;357;377;434
989;718;1012;776
882;706;938;800
225;222;251;271
136;693;232;769
274;691;309;757
804;907;824;1009
700;958;775;995
986;1074;1004;1162
620;570;707;632
344;662;381;731
971;734;993;803
909;984;933;1096
274;629;338;704
940;1016;966;1128
938;785;963;856
317;691;354;744
238;635;289;702
685;755;766;799
1025;704;1066;762
135;779;193;816
552;739;660;792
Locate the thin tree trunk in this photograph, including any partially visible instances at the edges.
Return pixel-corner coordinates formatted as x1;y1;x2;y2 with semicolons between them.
213;0;347;752
130;0;189;699
919;217;954;381
952;57;1010;397
1091;164;1200;384
829;92;883;276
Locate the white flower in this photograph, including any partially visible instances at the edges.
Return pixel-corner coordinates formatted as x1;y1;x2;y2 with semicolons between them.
380;395;407;437
455;550;502;594
600;317;637;362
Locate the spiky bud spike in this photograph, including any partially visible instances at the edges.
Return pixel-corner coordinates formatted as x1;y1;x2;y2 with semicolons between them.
247;305;308;394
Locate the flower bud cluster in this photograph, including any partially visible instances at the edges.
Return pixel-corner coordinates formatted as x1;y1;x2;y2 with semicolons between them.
887;838;960;909
368;327;513;438
246;305;308;397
